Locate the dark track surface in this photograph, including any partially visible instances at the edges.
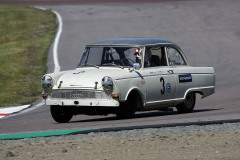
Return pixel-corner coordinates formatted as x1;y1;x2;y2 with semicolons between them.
1;0;240;135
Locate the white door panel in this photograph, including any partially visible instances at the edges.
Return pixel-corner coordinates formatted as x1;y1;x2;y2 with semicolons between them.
142;68;176;104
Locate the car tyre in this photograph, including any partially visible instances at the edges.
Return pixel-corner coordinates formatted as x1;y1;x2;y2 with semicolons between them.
50;105;73;123
116;94;136;119
177;92;196;113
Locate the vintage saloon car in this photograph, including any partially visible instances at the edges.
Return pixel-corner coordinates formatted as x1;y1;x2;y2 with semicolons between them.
41;38;215;123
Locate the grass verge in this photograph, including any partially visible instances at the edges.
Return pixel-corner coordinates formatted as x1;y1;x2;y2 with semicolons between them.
0;5;57;107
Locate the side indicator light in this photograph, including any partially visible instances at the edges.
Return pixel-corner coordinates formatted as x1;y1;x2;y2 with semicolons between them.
111;94;119;99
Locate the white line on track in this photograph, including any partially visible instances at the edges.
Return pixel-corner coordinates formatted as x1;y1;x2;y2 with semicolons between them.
52;10;62;73
34;6;46;11
35;6;62;73
0;105;30;118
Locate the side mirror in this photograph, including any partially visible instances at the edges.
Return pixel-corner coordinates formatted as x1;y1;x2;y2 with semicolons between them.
133;63;141;70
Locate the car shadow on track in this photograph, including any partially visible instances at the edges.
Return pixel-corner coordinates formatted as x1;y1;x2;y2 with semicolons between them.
69;108;221;123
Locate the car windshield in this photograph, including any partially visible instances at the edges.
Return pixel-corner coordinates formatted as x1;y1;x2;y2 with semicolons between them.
77;47;143;68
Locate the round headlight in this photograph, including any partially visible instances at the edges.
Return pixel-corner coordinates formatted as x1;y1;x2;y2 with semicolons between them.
41;75;53;88
102;76;113;90
41;75;54;99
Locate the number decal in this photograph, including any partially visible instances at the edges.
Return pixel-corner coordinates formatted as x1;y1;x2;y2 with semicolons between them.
160;77;165;94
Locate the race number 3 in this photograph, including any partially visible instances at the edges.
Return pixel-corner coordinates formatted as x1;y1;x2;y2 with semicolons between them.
160;77;165;94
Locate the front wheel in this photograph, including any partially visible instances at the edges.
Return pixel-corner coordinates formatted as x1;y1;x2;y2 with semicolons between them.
116;93;137;119
176;92;196;113
50;105;73;123
116;102;136;119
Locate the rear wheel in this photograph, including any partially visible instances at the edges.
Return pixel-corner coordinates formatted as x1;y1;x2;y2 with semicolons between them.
176;92;196;113
50;105;73;123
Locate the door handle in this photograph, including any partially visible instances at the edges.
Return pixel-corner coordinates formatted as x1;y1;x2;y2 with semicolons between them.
168;70;174;74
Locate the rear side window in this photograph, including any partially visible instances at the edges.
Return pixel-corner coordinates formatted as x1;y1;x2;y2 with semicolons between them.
166;47;186;66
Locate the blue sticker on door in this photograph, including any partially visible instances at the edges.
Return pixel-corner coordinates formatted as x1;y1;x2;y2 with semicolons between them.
178;74;192;83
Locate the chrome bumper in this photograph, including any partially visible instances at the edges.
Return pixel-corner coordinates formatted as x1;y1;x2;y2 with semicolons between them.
46;98;120;107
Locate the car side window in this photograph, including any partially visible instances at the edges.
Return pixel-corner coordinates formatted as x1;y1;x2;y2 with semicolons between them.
166;47;186;66
144;47;167;68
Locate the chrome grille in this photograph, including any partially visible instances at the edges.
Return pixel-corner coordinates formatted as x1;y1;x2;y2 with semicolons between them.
51;90;109;99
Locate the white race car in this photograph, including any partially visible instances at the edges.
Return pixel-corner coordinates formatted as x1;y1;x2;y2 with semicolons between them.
42;38;215;123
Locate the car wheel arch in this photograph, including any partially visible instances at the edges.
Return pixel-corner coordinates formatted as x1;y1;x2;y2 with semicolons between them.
183;88;206;100
124;88;144;110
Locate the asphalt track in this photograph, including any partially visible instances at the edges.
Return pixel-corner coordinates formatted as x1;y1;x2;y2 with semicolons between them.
1;0;240;135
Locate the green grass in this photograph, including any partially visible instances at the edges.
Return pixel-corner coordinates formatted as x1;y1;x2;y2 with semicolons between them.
0;5;57;107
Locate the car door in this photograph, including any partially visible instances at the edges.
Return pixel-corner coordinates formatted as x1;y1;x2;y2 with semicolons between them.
143;46;176;106
165;46;192;99
145;68;176;103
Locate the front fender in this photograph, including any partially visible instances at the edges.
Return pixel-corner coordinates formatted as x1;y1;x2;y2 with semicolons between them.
125;87;145;105
45;71;67;89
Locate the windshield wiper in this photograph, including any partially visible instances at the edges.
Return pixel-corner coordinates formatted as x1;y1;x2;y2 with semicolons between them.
81;63;99;68
101;63;124;69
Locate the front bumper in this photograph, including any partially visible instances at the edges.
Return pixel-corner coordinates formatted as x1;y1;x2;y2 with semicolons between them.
45;98;120;107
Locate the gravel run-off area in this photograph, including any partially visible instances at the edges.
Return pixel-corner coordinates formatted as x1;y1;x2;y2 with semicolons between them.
1;122;240;160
